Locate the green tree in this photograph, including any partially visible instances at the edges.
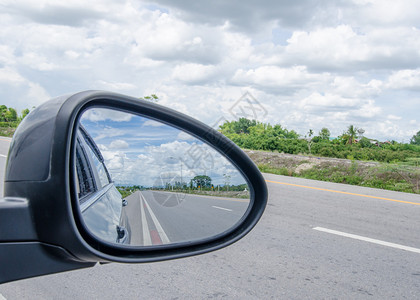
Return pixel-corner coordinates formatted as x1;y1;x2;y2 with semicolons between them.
359;137;372;148
319;127;331;140
21;108;30;119
219;118;257;134
411;131;420;145
140;94;159;102
0;105;7;122
233;118;257;134
190;175;212;189
4;108;17;122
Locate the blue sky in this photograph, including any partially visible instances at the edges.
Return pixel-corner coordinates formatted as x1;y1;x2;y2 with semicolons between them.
1;1;420;141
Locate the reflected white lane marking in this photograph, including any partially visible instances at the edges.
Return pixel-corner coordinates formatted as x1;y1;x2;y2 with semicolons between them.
0;154;6;158
212;206;233;212
139;193;152;246
141;193;170;244
314;227;420;254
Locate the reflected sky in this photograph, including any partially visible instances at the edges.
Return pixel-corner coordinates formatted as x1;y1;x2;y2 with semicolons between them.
80;108;247;188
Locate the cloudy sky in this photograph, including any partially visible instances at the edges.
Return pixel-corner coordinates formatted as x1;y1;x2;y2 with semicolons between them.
1;0;420;141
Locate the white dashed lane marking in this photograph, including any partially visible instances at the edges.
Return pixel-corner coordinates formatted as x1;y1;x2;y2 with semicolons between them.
314;227;420;254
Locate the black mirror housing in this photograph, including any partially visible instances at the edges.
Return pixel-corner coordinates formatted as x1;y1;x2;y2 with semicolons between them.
0;91;267;283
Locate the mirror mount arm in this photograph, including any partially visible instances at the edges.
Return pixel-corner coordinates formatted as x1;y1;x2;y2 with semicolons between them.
0;197;37;241
0;242;94;284
0;197;94;283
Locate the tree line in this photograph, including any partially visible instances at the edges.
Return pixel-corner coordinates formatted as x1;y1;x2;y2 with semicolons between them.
219;118;420;163
0;105;30;126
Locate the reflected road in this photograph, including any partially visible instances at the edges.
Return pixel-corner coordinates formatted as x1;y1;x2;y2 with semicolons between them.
124;190;249;246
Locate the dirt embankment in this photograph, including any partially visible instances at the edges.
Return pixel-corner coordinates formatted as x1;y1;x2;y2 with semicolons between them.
243;149;420;194
244;149;378;174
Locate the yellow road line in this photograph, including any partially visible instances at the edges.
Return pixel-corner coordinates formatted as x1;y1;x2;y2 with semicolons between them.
266;179;420;206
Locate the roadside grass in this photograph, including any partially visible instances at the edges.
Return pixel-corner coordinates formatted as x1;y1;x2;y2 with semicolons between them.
0;127;15;137
251;151;420;194
258;164;291;176
298;162;418;194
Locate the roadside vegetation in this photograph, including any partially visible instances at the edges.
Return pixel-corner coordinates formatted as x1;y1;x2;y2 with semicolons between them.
220;119;420;194
0;105;31;137
117;175;250;200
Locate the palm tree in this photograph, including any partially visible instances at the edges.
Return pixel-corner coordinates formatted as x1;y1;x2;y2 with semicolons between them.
307;129;314;154
343;125;358;145
308;129;314;138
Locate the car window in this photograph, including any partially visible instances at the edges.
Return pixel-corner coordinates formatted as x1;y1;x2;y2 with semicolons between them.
84;144;110;188
75;126;111;202
75;137;97;200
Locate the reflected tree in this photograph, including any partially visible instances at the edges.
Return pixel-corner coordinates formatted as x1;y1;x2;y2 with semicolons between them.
190;175;212;189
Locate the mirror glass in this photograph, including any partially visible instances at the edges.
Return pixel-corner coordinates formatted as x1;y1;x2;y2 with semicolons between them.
75;107;250;247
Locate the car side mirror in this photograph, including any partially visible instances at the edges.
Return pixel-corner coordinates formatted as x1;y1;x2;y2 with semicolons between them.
0;91;267;284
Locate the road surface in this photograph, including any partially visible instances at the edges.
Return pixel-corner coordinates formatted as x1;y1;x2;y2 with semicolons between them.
1;138;420;299
124;190;249;246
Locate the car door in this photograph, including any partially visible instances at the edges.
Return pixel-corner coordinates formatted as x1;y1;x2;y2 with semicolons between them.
75;125;130;244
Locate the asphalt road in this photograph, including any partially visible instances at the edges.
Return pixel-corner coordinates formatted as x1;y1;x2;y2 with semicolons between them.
124;190;249;246
1;137;420;299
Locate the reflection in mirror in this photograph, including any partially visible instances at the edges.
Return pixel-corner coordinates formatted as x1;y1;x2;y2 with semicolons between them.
75;108;250;247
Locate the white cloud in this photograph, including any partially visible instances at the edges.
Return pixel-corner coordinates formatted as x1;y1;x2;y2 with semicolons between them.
172;63;219;84
0;67;50;110
127;12;225;65
354;99;382;118
95;80;137;91
331;77;383;98
0;67;25;85
231;66;327;93
145;1;345;33
346;0;420;27
386;69;420;90
109;139;129;149
299;93;361;112
387;114;402;121
280;25;420;71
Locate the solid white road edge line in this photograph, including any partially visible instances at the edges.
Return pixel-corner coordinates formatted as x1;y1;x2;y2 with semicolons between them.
212;206;233;212
313;227;420;254
139;193;152;246
0;293;6;300
142;194;170;244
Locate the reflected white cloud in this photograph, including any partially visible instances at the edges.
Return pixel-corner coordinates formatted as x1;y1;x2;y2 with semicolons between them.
109;139;129;149
82;109;133;122
143;119;166;127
